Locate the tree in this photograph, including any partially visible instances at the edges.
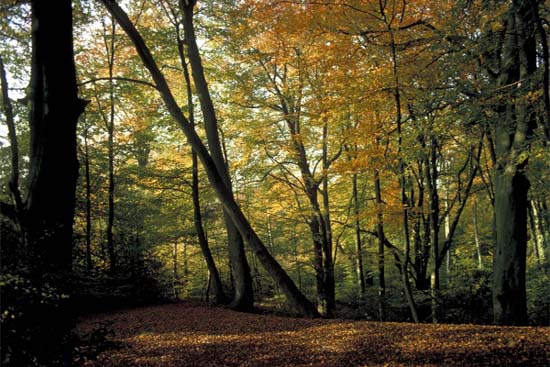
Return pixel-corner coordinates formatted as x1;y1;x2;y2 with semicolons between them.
98;0;319;317
483;0;540;325
15;0;85;274
160;0;228;303
0;0;86;364
179;0;254;311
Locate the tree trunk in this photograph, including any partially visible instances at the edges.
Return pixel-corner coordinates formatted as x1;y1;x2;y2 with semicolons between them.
99;0;319;317
0;55;24;267
103;16;117;274
352;172;366;296
173;239;179;299
491;0;537;326
25;0;86;274
532;201;547;261
528;201;542;264
425;137;440;323
181;1;253;311
387;16;419;322
320;123;336;316
0;56;23;213
473;196;484;269
176;31;228;305
374;169;386;321
83;115;93;272
493;171;529;325
192;148;228;304
19;1;86;365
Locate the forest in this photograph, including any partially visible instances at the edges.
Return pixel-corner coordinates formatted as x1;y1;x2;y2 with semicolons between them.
0;0;549;366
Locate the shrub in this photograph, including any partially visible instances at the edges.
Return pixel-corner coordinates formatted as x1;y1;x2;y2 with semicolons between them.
0;273;72;367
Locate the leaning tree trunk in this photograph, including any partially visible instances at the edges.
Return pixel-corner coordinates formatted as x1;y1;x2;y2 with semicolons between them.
99;0;319;317
175;32;228;305
181;1;253;311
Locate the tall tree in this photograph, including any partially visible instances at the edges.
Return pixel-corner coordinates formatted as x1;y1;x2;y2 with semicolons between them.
98;0;319;317
0;0;86;365
24;0;86;275
180;0;254;311
484;0;540;325
164;2;228;303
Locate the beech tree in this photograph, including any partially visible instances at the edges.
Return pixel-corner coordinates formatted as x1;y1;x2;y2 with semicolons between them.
482;0;541;326
98;0;319;317
179;0;254;311
0;0;86;274
0;0;86;364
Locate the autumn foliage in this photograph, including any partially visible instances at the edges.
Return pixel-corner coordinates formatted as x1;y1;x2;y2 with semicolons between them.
77;302;550;367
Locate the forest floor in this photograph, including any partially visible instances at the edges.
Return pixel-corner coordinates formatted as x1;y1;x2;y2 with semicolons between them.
76;302;549;367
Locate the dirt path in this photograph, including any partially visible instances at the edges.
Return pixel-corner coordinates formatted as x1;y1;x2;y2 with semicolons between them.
76;302;549;367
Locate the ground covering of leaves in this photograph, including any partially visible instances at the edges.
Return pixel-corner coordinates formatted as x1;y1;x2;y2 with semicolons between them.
76;302;549;367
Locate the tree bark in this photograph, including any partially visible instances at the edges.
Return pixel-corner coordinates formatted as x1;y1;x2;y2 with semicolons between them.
192;147;228;304
425;137;440;323
175;29;228;305
532;201;547;260
473;196;484;269
173;239;179;299
320;123;336;315
15;1;86;365
352;172;366;296
387;15;419;323
490;0;537;326
83;115;93;272
104;16;117;274
374;169;386;321
181;1;253;311
99;0;319;317
25;0;86;274
0;55;23;213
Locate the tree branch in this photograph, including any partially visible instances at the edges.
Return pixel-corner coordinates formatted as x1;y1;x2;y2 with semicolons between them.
79;76;157;90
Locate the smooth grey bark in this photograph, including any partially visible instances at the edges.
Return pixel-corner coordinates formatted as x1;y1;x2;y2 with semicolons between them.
159;6;229;304
180;0;253;311
99;0;319;317
473;196;484;269
192;148;228;304
531;201;547;261
528;201;541;263
173;25;228;304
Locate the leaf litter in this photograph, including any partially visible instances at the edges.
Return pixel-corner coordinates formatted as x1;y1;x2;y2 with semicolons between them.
76;302;549;366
